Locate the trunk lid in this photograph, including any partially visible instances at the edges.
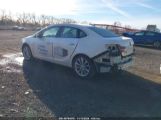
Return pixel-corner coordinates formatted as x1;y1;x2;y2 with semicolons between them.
103;36;134;56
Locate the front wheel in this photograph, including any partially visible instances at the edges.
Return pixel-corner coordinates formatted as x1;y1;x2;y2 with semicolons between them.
153;41;161;48
22;45;33;60
72;55;96;79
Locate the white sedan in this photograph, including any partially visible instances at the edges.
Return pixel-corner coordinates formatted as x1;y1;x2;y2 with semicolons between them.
22;24;134;78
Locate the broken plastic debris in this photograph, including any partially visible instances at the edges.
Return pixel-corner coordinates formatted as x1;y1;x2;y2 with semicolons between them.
25;89;33;95
10;109;18;113
25;91;29;95
12;103;19;106
1;66;22;73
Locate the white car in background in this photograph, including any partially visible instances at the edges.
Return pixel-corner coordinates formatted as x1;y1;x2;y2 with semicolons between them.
22;24;134;79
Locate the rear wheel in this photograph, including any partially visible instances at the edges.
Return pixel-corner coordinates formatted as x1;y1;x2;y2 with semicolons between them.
22;45;33;60
72;55;96;79
153;41;161;48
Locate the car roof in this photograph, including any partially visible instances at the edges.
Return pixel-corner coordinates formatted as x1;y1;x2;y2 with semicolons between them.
140;30;159;33
48;23;92;29
133;30;161;35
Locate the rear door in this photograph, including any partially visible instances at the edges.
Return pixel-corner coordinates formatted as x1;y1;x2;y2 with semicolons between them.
144;31;156;45
133;32;145;44
52;26;81;65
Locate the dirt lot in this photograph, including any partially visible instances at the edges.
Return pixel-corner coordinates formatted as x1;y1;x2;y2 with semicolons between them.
0;30;161;118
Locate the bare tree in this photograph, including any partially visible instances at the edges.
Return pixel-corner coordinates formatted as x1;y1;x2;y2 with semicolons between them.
113;21;122;34
16;13;23;25
0;10;15;25
114;21;122;27
16;12;30;26
31;14;38;25
0;9;7;24
0;9;90;28
39;15;48;26
7;11;13;22
47;16;57;25
125;25;131;29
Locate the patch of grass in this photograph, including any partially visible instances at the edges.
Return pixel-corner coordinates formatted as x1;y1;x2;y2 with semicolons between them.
24;106;38;118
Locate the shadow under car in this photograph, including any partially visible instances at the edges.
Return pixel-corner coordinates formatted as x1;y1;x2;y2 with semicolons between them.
22;59;161;117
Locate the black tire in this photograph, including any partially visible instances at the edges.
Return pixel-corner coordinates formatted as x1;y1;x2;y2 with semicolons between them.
153;41;161;49
22;45;33;61
72;55;96;79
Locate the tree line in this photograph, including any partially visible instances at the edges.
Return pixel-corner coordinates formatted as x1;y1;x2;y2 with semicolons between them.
0;10;87;27
0;9;132;30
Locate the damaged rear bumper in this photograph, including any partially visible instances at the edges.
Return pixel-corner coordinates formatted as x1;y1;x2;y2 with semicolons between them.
93;49;133;73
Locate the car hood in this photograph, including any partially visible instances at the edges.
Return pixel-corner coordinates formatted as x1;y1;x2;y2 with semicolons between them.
25;35;34;39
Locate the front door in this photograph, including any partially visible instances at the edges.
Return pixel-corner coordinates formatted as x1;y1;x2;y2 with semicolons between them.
34;26;60;60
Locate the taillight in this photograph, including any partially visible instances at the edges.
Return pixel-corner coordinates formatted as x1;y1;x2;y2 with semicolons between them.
117;44;126;53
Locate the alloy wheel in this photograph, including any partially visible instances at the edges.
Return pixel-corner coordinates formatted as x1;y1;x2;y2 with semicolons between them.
74;57;91;77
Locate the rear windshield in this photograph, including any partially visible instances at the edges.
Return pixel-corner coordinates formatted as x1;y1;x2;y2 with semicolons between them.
88;27;118;38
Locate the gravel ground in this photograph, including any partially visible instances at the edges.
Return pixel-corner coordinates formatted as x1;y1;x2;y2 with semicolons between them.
133;46;161;75
0;30;33;54
0;30;161;118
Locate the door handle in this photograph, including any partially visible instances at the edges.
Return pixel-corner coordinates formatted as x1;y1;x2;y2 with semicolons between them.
69;43;75;46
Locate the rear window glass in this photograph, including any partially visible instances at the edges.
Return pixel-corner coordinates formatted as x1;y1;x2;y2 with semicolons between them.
135;32;144;36
146;32;155;36
88;27;118;38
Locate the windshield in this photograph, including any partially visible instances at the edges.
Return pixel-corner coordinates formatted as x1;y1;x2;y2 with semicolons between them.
88;27;118;38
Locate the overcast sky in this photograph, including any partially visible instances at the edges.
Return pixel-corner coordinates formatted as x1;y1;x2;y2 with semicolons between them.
0;0;161;29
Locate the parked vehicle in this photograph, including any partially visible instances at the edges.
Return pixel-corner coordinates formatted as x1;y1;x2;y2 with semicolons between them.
12;26;25;31
123;31;161;48
21;24;134;78
35;27;42;31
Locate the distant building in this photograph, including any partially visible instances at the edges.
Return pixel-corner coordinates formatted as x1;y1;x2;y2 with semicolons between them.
146;25;160;32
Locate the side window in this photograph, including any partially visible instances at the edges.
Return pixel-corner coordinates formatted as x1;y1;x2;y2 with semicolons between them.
79;30;87;38
145;32;155;36
61;27;78;38
135;32;144;36
42;27;60;37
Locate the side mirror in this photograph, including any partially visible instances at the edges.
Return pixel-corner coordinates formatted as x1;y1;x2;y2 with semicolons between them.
36;32;43;38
